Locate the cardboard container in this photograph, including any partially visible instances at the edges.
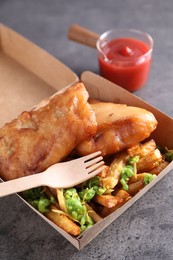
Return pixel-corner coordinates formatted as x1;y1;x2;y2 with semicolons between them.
0;24;78;127
0;24;173;250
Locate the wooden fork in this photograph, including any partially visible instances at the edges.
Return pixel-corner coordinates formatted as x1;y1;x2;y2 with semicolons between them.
0;151;105;197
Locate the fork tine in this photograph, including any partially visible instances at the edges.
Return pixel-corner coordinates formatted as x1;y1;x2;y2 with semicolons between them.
87;165;106;178
85;156;103;168
81;151;102;162
86;160;105;174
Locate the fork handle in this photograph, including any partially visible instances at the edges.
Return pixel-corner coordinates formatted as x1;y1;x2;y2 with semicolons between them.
0;173;45;197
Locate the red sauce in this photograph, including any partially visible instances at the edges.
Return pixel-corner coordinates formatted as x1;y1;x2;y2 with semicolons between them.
98;38;152;91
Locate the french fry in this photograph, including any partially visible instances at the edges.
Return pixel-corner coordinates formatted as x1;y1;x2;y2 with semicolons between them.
127;139;156;157
85;203;103;223
100;152;128;189
150;161;169;175
115;189;132;200
101;190;131;217
137;149;162;173
93;194;123;208
128;173;148;184
38;140;172;233
45;205;81;236
128;180;144;196
56;189;68;213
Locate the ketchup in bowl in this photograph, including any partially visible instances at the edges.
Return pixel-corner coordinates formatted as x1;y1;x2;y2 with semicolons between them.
97;29;153;91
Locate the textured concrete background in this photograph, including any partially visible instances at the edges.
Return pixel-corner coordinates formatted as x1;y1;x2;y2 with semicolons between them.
0;1;173;259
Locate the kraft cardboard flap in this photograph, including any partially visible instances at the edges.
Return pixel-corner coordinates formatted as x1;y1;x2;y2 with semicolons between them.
0;24;78;90
0;24;78;127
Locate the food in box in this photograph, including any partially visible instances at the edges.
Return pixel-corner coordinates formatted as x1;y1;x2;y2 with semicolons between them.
0;24;173;250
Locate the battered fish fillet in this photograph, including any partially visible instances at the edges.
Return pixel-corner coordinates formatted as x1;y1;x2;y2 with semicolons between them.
76;101;157;157
0;83;97;180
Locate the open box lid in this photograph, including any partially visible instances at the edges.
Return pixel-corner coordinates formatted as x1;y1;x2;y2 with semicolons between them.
0;23;78;127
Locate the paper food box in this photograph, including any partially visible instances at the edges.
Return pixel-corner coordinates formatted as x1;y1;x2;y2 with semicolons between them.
0;24;173;250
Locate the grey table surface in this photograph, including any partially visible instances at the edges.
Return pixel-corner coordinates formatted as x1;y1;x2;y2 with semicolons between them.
0;0;173;260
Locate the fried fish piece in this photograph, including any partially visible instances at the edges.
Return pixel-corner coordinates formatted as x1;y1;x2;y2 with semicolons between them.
0;83;97;180
76;101;157;157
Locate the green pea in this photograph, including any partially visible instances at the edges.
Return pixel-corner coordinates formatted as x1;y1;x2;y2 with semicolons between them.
128;156;140;165
71;211;78;220
64;188;77;199
88;176;100;188
85;188;95;201
93;186;99;193
86;214;94;225
79;190;85;200
80;225;87;232
121;165;134;179
121;173;127;181
126;167;134;177
31;199;39;209
50;195;56;204
66;198;84;214
81;205;87;214
125;165;134;174
80;215;86;226
79;188;95;202
72;192;80;201
144;174;156;185
76;214;82;221
96;187;106;195
38;198;51;213
120;178;129;191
